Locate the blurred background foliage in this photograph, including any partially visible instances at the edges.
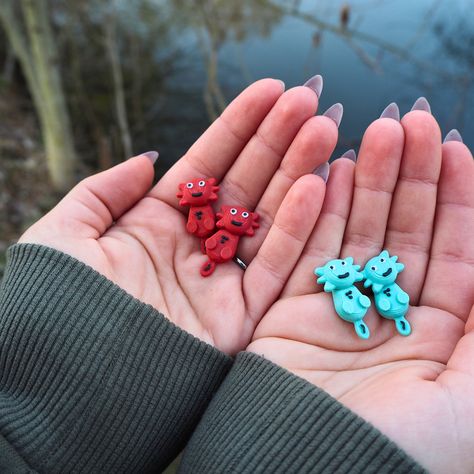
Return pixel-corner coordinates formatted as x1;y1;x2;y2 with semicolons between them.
0;0;473;278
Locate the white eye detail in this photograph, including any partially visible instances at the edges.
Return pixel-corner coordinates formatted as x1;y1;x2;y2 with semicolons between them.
186;182;193;189
242;211;249;218
341;261;346;266
380;258;385;263
371;265;377;271
329;265;335;270
199;180;206;187
230;208;237;215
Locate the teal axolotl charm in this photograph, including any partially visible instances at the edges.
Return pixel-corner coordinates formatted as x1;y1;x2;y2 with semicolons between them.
363;250;411;336
314;257;371;339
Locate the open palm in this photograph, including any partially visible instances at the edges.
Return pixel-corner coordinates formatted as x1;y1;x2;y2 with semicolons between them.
19;78;339;355
248;111;474;473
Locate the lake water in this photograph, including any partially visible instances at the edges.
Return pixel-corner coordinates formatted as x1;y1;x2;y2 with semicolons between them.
155;0;473;173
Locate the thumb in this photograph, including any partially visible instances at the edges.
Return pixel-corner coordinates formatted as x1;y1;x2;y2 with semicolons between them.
22;152;158;240
444;304;474;378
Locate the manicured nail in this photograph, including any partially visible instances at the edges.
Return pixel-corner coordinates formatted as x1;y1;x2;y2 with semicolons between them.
313;162;330;183
341;149;357;162
322;103;343;127
443;129;463;143
276;79;285;90
380;102;400;121
411;97;431;113
142;151;159;164
303;74;323;98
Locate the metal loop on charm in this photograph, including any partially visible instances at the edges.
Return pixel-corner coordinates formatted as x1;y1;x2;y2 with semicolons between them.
234;256;247;271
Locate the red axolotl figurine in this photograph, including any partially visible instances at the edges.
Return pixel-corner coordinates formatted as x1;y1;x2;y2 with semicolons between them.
177;178;220;249
200;205;259;277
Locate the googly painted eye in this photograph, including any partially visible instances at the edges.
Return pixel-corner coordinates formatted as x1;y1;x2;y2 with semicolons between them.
380;258;385;263
341;261;346;266
186;182;193;189
198;180;206;187
329;265;335;270
371;265;377;271
242;211;249;218
230;208;237;215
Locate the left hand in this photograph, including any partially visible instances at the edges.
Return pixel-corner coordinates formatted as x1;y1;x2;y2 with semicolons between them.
18;79;338;355
248;109;474;473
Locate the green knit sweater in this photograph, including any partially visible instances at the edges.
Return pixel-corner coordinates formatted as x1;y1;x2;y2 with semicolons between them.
0;244;426;473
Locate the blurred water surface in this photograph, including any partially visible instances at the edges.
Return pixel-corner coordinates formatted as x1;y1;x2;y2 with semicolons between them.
156;0;473;167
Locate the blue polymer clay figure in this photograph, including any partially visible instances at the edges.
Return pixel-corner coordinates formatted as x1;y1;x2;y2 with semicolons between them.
363;250;411;336
314;257;371;339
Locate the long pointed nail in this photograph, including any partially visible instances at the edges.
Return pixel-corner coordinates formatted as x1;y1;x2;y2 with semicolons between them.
341;149;357;162
411;97;431;113
142;151;159;164
313;162;330;183
323;103;343;127
303;74;323;98
380;102;400;121
443;129;463;143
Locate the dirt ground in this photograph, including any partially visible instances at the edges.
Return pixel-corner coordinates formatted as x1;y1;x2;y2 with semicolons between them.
0;92;59;279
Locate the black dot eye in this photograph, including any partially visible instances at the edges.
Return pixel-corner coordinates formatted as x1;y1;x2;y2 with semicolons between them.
341;261;346;266
230;208;237;215
198;180;206;187
380;258;385;263
329;265;335;270
242;211;249;218
186;182;193;189
371;265;377;271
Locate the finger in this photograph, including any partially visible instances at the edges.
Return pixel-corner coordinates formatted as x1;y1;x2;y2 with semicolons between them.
243;174;326;321
20;154;157;241
238;114;339;262
340;117;405;262
442;304;474;378
281;154;356;297
383;110;442;303
420;140;474;320
214;86;319;212
151;78;285;207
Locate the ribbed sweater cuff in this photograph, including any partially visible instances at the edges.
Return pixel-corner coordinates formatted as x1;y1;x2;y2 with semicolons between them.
0;244;232;473
179;352;426;474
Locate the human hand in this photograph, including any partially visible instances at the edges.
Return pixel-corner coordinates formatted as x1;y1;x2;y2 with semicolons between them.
248;106;474;472
19;78;340;355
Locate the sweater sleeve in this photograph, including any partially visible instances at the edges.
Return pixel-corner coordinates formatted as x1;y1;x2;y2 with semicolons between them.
178;352;427;474
0;244;232;473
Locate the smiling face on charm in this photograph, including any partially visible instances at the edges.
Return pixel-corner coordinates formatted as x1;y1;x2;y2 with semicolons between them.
363;250;404;285
177;178;218;206
318;258;359;288
314;257;364;291
216;205;259;236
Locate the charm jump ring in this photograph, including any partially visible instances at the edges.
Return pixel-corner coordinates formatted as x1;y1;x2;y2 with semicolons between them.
234;256;247;271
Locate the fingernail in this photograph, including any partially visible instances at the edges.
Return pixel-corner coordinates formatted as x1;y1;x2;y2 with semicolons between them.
443;129;463;143
411;97;431;113
322;103;343;127
313;162;330;183
276;79;285;90
341;149;357;162
380;102;400;121
303;74;323;98
142;151;159;164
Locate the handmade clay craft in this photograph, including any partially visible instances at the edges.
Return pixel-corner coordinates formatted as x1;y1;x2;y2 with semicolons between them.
314;257;371;339
363;250;411;336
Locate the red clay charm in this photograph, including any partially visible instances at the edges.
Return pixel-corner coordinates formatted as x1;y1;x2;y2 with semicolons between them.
200;205;259;277
177;178;220;249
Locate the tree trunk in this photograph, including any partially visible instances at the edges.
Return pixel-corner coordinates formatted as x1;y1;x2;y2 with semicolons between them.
104;13;133;160
0;0;77;192
22;0;77;191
